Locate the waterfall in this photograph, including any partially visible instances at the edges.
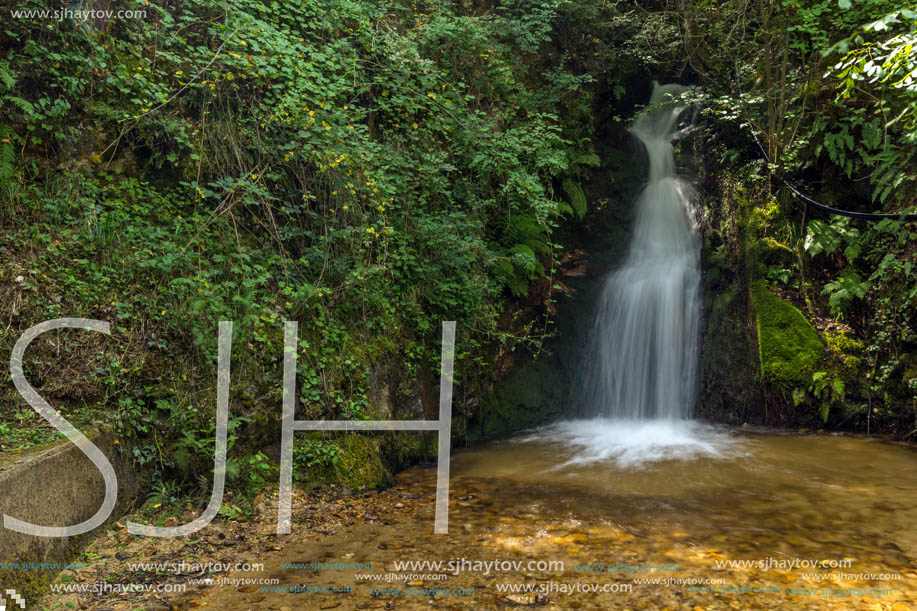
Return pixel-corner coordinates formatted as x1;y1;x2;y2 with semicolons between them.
583;82;701;420
544;82;729;468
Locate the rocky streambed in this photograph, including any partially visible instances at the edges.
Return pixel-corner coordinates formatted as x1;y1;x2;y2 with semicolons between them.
42;426;917;610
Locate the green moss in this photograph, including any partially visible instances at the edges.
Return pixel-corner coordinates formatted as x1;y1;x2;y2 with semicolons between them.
291;427;433;493
824;329;864;354
736;193;780;250
751;282;824;386
734;192;795;277
824;329;865;370
758;236;794;267
759;236;793;254
382;431;435;472
333;434;392;490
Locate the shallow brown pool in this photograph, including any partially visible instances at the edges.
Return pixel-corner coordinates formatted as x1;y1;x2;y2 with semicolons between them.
45;422;917;610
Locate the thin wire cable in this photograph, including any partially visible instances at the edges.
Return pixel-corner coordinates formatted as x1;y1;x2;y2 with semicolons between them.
746;126;917;221
727;66;917;222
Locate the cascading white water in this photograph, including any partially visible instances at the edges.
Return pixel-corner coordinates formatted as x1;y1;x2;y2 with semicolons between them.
582;82;701;420
541;83;732;467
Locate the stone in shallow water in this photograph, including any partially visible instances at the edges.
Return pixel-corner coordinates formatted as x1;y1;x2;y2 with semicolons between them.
503;594;537;605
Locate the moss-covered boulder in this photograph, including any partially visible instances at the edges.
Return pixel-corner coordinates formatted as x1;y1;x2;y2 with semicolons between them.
751;282;824;386
332;434;393;490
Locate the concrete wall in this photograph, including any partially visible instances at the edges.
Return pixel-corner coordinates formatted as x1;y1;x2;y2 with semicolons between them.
0;429;140;603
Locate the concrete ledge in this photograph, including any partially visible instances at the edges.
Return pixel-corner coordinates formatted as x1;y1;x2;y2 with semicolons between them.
0;429;140;603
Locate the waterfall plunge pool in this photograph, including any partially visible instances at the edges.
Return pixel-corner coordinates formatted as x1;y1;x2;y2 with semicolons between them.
130;423;917;611
516;418;740;468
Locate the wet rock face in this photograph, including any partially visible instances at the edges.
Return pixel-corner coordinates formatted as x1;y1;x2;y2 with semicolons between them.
696;285;765;424
695;174;770;425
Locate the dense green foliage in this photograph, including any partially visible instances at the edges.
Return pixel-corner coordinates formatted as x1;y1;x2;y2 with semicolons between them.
0;0;610;501
680;0;917;433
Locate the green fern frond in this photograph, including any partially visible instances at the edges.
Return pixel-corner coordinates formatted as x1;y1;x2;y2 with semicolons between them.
575;152;601;167
562;178;587;219
0;126;16;183
0;61;15;93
